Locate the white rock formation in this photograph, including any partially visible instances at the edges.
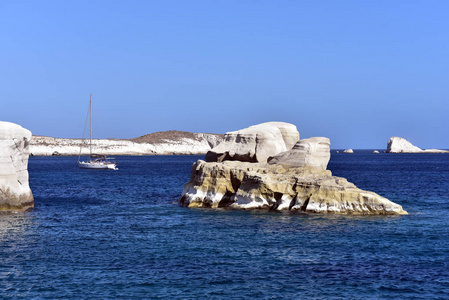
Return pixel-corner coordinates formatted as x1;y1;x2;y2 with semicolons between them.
421;149;449;153
0;121;34;212
29;131;224;156
343;149;354;154
387;137;449;153
267;137;330;171
387;137;422;153
270;122;300;150
180;160;407;215
181;122;407;215
206;122;299;163
373;150;380;154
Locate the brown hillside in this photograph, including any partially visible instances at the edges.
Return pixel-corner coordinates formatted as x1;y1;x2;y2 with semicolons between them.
131;130;223;144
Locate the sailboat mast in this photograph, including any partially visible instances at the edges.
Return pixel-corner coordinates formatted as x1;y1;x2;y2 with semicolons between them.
90;94;92;158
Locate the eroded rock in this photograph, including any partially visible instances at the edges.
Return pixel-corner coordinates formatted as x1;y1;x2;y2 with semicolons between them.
0;121;34;212
180;160;407;215
387;137;421;153
267;137;330;171
182;121;407;215
206;122;299;163
387;137;449;153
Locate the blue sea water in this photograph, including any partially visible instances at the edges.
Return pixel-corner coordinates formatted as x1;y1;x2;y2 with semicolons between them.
1;152;449;299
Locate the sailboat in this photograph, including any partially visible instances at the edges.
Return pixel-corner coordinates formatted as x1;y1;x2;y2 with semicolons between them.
77;94;118;170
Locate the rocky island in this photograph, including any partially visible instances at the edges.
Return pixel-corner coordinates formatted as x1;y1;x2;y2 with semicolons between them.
387;137;449;153
0;121;34;212
181;122;407;215
30;131;224;156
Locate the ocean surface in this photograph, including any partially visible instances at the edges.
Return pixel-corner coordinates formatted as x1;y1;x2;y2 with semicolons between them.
1;152;449;299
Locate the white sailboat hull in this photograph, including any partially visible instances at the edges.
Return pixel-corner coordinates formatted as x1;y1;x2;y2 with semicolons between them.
78;161;118;170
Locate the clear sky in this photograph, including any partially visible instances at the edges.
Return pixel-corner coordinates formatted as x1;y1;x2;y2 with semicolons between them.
1;0;448;149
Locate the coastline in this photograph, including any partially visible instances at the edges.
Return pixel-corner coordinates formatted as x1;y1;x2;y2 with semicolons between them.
29;132;223;156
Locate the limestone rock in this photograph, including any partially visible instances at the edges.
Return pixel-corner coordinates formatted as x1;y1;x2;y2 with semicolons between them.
269;122;300;150
206;122;299;163
343;149;354;154
0;121;34;212
181;128;407;215
267;137;330;171
180;160;407;215
387;137;422;153
387;137;449;153
373;150;379;154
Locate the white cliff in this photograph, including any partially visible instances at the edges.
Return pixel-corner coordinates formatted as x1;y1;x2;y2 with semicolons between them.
29;131;224;156
0;121;34;212
206;122;299;163
387;137;449;153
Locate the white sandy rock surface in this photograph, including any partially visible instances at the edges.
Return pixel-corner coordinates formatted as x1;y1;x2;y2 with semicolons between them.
30;131;224;156
267;137;330;171
206;122;299;163
387;137;449;153
0;121;34;212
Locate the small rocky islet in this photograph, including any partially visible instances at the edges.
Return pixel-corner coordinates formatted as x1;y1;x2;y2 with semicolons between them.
181;122;407;215
386;136;449;153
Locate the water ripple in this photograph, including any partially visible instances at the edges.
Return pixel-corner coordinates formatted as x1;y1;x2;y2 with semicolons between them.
0;154;448;298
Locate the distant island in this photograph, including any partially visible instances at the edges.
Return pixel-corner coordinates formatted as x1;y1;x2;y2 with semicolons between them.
386;137;449;153
30;130;224;156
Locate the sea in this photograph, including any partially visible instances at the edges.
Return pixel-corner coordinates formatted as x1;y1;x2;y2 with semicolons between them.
1;151;449;299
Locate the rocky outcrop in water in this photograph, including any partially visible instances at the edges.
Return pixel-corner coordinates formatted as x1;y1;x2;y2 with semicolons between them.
343;149;354;154
181;123;407;215
180;160;407;215
205;122;299;163
0;121;34;212
387;137;449;153
29;131;224;156
387;137;422;153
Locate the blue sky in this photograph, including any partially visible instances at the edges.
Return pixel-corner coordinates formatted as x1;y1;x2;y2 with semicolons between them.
1;0;448;149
